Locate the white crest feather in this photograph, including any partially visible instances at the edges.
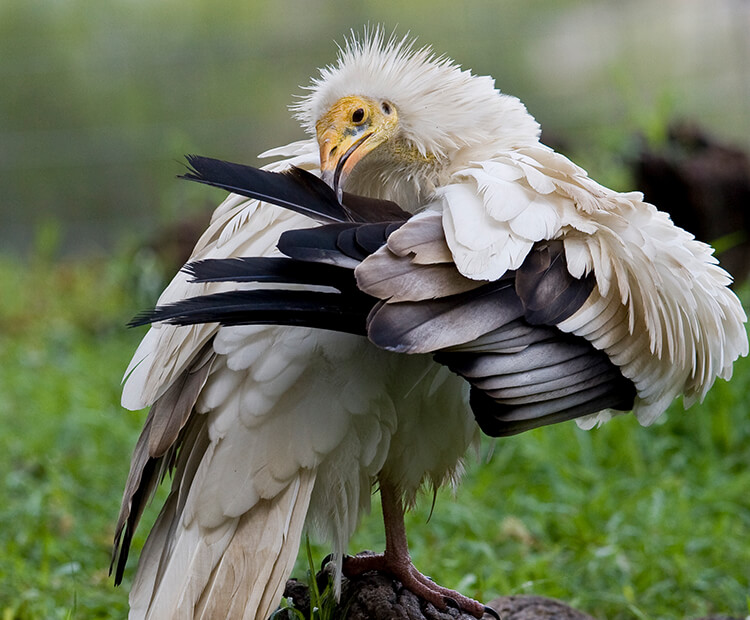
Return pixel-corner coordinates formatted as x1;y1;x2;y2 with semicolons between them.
294;27;540;158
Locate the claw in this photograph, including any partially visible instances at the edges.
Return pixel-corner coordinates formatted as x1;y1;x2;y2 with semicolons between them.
483;605;501;620
443;595;460;609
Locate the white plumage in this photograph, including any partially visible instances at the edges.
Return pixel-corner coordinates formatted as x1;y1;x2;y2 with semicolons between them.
113;31;747;619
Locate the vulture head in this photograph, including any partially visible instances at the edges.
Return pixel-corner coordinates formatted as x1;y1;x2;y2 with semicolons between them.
296;32;541;205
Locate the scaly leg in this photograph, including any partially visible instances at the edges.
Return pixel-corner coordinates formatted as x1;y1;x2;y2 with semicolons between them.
342;478;499;619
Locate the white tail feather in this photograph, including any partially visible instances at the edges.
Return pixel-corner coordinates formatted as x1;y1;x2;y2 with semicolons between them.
129;469;316;620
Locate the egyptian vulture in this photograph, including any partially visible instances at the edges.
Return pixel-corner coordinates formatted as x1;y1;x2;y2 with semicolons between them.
112;32;748;619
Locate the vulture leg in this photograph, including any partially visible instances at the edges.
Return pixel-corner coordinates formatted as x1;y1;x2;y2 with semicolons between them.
343;478;497;619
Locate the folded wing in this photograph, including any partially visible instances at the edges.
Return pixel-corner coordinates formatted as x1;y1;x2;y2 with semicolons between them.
138;157;638;439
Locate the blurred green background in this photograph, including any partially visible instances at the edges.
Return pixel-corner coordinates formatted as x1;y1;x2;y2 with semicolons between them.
1;1;749;619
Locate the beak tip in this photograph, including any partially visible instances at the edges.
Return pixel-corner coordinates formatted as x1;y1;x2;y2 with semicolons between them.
320;169;344;204
320;169;333;187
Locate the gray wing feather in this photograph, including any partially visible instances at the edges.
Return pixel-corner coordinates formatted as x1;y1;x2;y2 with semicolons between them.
364;234;636;436
111;343;214;584
356;249;483;303
367;282;523;354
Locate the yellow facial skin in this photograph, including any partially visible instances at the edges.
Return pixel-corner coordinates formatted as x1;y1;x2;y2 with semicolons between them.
316;95;399;200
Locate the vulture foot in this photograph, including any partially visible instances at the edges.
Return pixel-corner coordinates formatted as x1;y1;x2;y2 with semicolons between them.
343;552;497;619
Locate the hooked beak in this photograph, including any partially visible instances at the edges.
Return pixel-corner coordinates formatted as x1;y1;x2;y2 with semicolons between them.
316;95;398;203
319;129;373;203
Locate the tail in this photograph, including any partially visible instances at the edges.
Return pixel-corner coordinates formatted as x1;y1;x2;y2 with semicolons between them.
129;468;316;620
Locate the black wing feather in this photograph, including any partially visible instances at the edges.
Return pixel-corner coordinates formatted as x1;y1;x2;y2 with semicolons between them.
515;240;596;325
130;289;373;335
355;223;396;255
469;379;634;437
181;155;411;224
181;155;352;223
278;223;363;268
278;221;403;267
340;192;411;222
185;257;356;292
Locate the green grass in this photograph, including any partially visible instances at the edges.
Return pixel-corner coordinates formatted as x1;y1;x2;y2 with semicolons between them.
1;252;749;619
0;252;155;619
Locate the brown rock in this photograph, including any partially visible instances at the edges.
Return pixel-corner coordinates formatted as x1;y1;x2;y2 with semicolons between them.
275;571;597;619
274;566;746;619
486;595;596;619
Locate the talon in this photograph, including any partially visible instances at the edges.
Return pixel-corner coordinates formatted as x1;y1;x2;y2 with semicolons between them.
444;595;460;609
483;605;501;620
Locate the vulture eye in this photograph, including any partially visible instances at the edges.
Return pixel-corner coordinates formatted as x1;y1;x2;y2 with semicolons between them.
381;101;392;115
351;108;365;123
